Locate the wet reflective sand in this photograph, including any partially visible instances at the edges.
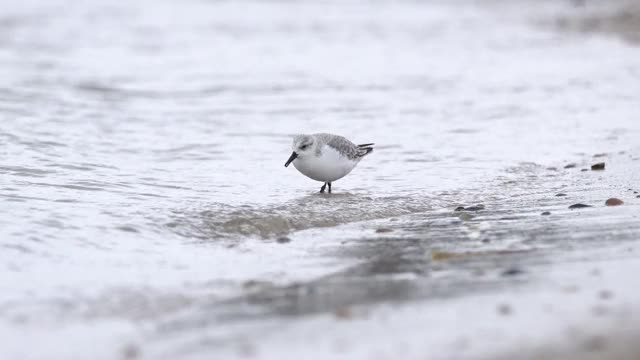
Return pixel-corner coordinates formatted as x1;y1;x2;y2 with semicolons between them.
1;0;640;359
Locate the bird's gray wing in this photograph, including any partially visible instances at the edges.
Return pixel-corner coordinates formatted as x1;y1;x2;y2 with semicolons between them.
317;133;373;159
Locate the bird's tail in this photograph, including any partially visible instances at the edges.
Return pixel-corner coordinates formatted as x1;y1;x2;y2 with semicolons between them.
356;143;374;157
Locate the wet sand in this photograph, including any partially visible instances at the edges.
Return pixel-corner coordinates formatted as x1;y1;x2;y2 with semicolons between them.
518;7;640;358
142;152;640;360
176;3;640;356
552;0;640;44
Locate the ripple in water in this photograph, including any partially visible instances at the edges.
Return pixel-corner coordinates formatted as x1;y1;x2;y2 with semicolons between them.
167;193;449;239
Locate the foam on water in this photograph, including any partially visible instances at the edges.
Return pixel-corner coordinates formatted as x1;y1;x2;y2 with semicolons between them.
168;193;447;239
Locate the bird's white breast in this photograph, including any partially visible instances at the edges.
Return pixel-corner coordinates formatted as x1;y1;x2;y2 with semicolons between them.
293;145;358;182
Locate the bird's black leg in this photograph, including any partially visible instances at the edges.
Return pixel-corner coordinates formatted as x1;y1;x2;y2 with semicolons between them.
328;182;332;193
320;183;327;193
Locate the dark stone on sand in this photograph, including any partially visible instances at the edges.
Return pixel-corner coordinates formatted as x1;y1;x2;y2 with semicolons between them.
591;162;605;170
598;290;613;300
583;335;607;352
334;307;353;319
546;167;557;171
593;153;607;158
454;206;465;212
569;203;592;209
116;225;139;233
276;237;291;244
501;267;524;276
637;195;640;198
481;238;491;243
497;304;512;316
555;193;567;197
375;227;393;233
581;169;588;172
499;216;521;221
605;198;624;206
541;211;551;215
465;204;485;211
122;344;140;360
564;163;577;169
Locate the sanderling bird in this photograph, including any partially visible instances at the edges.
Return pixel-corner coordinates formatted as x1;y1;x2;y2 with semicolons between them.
284;133;374;193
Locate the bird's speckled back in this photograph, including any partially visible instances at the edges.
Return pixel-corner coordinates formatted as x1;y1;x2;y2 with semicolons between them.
314;133;367;160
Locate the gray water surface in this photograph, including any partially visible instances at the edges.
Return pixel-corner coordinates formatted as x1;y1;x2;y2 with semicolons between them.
2;0;640;359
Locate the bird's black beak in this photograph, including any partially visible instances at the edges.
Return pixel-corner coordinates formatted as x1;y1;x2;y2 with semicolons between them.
284;152;298;167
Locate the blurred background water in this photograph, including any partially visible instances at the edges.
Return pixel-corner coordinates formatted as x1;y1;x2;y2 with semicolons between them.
1;0;640;359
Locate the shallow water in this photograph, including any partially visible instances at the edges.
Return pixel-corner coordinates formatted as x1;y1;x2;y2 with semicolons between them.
2;0;640;359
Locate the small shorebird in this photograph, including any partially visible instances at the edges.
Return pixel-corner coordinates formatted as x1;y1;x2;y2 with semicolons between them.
284;133;374;193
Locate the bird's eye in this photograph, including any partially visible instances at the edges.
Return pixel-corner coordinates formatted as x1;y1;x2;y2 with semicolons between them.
300;144;308;150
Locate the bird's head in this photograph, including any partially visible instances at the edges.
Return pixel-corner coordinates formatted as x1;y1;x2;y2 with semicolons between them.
284;134;315;167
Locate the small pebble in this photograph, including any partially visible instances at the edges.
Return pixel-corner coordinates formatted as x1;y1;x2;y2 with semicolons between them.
501;267;524;276
541;211;551;216
598;290;613;300
481;238;491;243
593;153;607;158
564;163;577;169
122;344;140;360
334;307;353;319
375;227;393;233
555;193;567;197
497;304;512;316
583;335;607;351
454;206;465;212
237;342;256;357
591;162;605;170
116;225;139;233
569;203;592;209
276;236;291;244
431;250;458;261
465;204;485;211
604;198;623;206
637;195;640;198
581;169;588;172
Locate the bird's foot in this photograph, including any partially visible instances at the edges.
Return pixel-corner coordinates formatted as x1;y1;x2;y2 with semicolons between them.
320;183;327;193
